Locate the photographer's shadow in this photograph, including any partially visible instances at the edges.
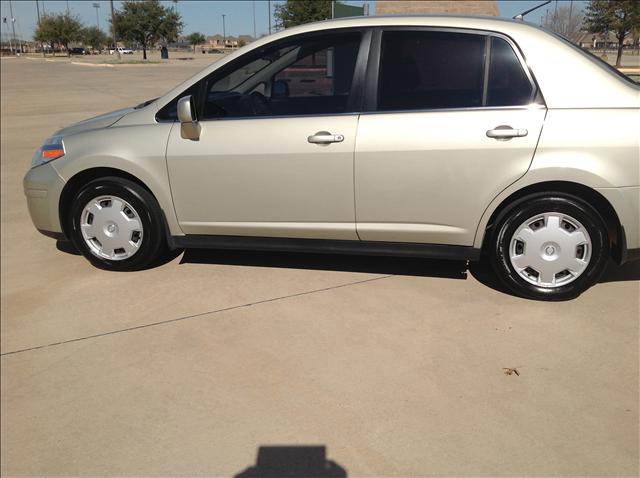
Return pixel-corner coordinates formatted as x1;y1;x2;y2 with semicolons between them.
234;446;347;478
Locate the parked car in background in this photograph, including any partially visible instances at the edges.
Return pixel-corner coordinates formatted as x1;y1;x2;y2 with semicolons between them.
69;47;88;55
207;48;225;54
24;16;639;300
109;47;134;55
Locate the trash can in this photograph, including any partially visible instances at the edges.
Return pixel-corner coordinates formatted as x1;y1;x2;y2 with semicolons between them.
160;46;168;60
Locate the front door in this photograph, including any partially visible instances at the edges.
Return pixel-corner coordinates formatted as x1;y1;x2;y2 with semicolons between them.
355;29;546;246
166;31;366;240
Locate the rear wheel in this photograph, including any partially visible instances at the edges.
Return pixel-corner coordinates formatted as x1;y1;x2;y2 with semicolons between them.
490;194;609;300
68;177;167;271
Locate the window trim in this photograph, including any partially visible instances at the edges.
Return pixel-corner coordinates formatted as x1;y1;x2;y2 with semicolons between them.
364;26;545;114
157;27;372;123
481;35;491;106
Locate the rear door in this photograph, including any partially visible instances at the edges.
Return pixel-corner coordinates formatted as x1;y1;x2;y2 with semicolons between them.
354;29;546;245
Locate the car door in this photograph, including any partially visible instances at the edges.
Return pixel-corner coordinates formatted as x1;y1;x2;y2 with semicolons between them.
355;29;546;246
165;30;368;240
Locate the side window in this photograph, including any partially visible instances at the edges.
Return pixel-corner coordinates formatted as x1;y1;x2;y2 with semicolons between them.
208;47;295;93
203;33;361;119
273;40;359;98
377;31;485;111
487;37;534;106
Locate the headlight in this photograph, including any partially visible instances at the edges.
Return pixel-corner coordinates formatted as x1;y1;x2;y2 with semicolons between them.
31;135;65;168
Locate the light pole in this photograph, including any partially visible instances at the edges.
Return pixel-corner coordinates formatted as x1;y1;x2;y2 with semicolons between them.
92;3;100;29
3;18;13;55
9;0;18;54
35;0;45;56
252;0;256;39
268;0;271;35
222;14;226;48
110;0;120;59
568;0;573;27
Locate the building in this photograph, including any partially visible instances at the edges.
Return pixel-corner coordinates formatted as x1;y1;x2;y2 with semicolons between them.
376;0;499;16
575;31;638;50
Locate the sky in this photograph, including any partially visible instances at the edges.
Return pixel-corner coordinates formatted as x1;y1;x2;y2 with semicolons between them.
0;0;588;42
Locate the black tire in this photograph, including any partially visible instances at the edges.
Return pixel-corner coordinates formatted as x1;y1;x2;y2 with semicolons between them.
68;177;167;271
489;193;609;301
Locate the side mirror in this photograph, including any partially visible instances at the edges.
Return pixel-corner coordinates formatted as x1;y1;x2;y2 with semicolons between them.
177;95;201;141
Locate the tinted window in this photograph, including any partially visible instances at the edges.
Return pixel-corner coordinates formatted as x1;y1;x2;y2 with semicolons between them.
273;41;359;98
378;31;485;111
203;33;361;119
487;37;533;106
549;30;638;87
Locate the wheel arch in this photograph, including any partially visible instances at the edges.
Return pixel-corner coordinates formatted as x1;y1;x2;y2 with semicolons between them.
477;180;624;263
58;167;175;247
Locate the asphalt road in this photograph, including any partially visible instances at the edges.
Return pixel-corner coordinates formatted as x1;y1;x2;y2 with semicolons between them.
1;57;638;477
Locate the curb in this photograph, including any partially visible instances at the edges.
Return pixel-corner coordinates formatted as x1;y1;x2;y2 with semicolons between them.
70;61;115;68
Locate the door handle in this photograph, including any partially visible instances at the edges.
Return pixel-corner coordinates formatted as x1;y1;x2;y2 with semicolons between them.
307;131;344;144
486;126;528;140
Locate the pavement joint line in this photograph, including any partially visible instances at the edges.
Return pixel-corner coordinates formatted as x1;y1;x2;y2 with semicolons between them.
0;275;393;358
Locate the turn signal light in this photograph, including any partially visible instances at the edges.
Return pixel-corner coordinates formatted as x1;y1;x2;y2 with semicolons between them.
42;148;65;159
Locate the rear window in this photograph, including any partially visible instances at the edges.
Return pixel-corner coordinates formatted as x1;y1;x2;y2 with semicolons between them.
548;30;639;87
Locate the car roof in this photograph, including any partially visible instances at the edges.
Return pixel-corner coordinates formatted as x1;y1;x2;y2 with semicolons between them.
121;13;637;126
301;14;533;26
261;14;638;108
275;14;545;37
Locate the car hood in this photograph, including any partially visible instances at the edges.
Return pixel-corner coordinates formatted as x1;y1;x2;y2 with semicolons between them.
54;106;136;137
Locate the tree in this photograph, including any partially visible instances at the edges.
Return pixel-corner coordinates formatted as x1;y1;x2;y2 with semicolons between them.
187;32;206;53
543;6;585;42
584;0;640;66
274;0;331;30
82;26;108;51
33;16;56;54
113;0;183;60
33;13;83;56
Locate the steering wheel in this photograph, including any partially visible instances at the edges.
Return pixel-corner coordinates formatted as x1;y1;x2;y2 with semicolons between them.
249;91;271;116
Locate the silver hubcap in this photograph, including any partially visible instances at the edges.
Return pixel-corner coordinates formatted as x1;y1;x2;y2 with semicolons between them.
80;195;143;261
509;213;591;288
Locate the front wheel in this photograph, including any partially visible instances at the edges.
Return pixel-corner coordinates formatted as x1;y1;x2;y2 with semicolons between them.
68;177;167;271
490;194;609;300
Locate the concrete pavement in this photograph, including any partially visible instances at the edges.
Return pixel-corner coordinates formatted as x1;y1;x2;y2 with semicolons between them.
1;58;638;477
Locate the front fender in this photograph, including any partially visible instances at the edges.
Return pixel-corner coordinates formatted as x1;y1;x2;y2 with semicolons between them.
51;123;183;237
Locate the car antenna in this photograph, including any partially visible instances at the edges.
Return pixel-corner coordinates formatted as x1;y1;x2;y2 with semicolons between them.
513;0;551;21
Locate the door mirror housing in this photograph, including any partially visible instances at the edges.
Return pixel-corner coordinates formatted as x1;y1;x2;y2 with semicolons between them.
177;95;201;141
